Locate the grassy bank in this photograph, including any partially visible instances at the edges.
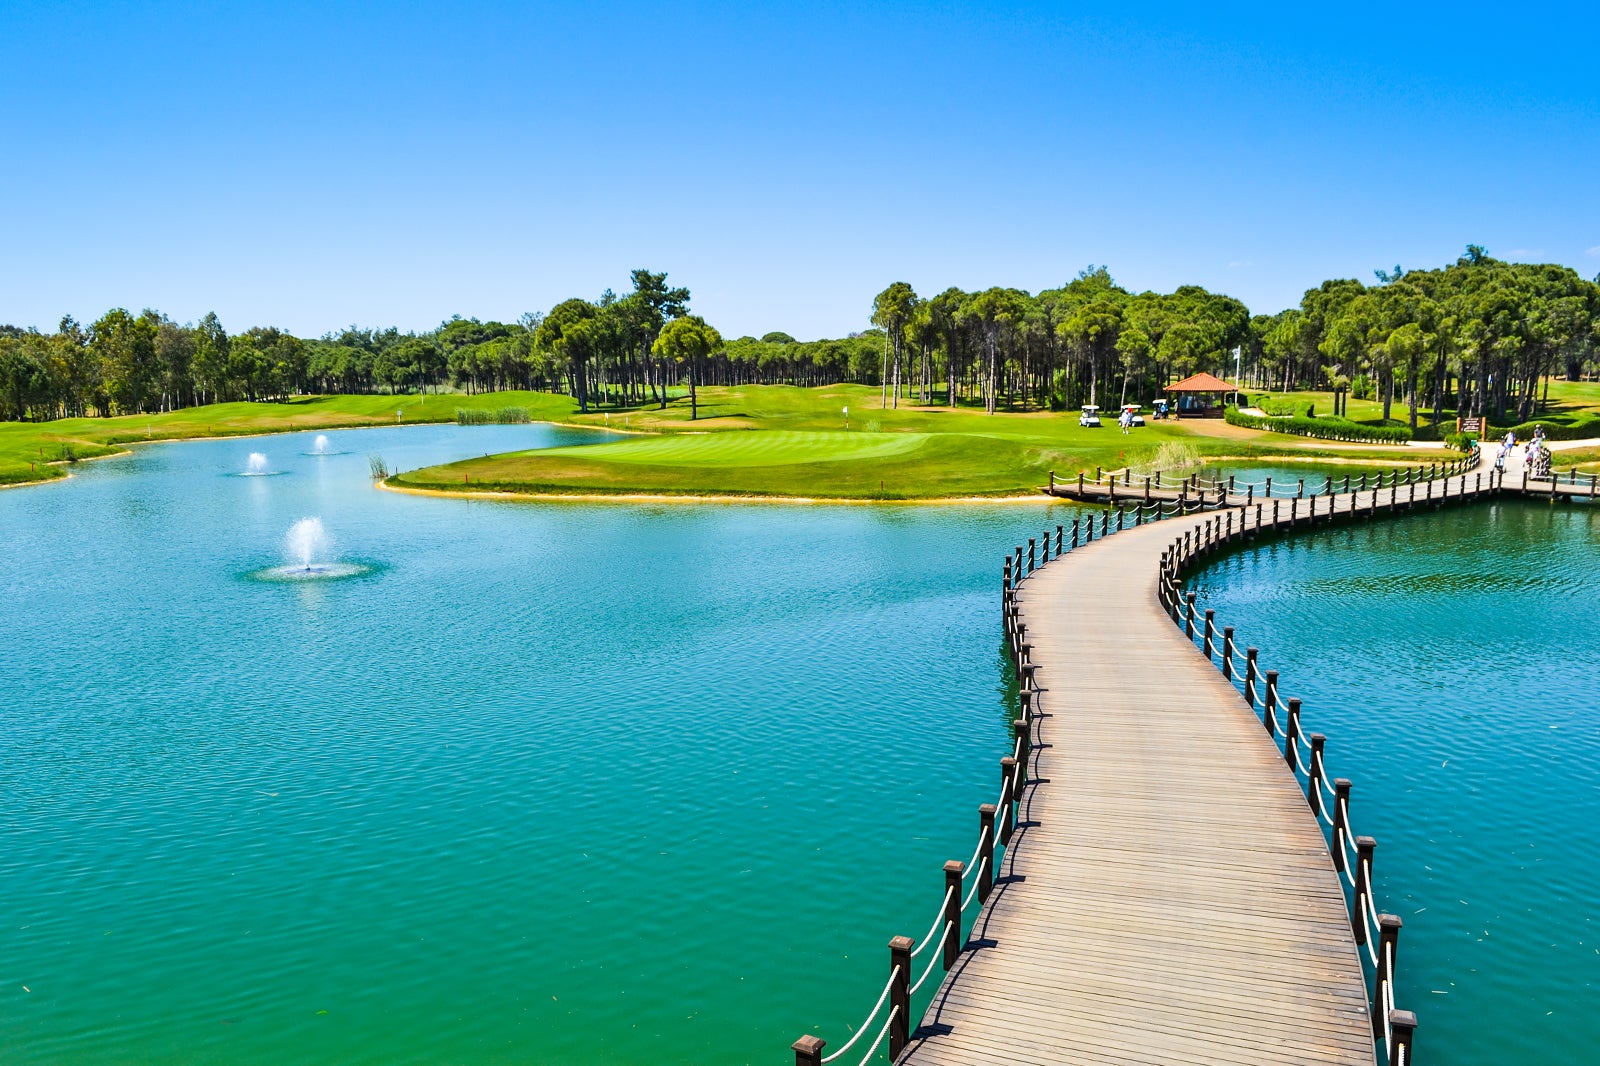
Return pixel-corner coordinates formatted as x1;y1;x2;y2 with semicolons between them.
0;392;578;486
390;384;1446;500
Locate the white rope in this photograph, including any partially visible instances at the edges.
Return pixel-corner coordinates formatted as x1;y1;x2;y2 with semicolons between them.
819;968;898;1064
909;927;952;995
960;858;987;911
911;887;956;957
1291;739;1312;777
1363;859;1382;933
996;775;1012;815
1319;800;1335;828
964;834;985;877
1364;925;1379;967
1316;754;1336;798
849;1005;898;1066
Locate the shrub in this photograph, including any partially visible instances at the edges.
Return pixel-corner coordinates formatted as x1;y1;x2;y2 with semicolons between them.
1443;432;1476;453
1225;406;1412;443
1490;413;1600;441
1250;393;1316;418
1351;374;1376;400
456;407;530;425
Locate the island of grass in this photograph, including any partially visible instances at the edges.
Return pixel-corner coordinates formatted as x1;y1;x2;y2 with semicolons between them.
387;384;1459;501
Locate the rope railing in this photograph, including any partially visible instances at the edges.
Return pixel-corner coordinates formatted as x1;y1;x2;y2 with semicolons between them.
815;968;899;1065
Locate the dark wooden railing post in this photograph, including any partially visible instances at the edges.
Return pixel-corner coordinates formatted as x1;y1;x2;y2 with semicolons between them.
1184;591;1197;639
1298;477;1305;498
1263;670;1279;735
977;806;997;903
1116;508;1125;532
1331;779;1352;872
1071;519;1080;548
1221;627;1235;679
999;757;1017;844
1244;647;1259;707
1048;470;1055;494
1374;914;1402;1038
1246;484;1254;507
792;1035;825;1066
1343;473;1351;494
1203;609;1215;658
1078;471;1084;495
942;861;964;970
1353;836;1376;944
1265;476;1272;498
1100;511;1109;537
1014;719;1030;789
888;936;912;1057
1284;697;1301;771
1028;538;1036;573
1388;1010;1417;1066
1002;559;1011;595
1308;733;1326;815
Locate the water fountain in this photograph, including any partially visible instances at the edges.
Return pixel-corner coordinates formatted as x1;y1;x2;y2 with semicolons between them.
313;435;330;455
244;452;271;476
253;517;369;581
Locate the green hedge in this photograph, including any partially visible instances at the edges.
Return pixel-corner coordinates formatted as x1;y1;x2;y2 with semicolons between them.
1250;393;1316;418
456;406;530;425
1225;406;1412;443
1489;413;1600;441
1443;432;1477;453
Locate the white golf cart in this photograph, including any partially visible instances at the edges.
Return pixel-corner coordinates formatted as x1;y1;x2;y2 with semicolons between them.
1079;404;1102;427
1121;404;1145;427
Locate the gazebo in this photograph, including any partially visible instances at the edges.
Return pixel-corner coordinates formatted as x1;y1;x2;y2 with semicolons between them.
1163;372;1236;419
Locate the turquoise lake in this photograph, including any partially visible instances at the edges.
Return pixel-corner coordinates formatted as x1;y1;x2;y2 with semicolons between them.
1;426;1590;1063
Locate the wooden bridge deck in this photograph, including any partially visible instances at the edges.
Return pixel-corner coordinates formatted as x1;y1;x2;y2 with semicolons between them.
899;509;1375;1065
897;456;1510;1065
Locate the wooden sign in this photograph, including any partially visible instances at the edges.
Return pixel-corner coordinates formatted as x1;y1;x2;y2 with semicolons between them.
1457;416;1486;434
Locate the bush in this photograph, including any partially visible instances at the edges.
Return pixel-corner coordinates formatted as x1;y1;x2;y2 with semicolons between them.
1225;406;1412;443
1443;432;1476;453
456;407;530;425
1250;393;1316;418
1351;374;1376;400
1490;413;1600;441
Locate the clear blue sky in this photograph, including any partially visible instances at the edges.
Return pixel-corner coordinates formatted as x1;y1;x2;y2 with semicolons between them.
3;1;1596;340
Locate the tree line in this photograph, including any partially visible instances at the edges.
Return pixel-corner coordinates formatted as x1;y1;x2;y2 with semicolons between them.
3;250;1595;426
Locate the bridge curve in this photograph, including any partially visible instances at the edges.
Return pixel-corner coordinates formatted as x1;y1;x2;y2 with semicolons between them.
793;447;1582;1066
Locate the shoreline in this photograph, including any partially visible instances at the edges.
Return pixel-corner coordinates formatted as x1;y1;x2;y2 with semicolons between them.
377;479;1055;506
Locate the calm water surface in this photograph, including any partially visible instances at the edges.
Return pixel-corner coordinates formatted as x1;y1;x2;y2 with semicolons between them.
1;425;1071;1064
1191;501;1600;1065
5;431;1568;1064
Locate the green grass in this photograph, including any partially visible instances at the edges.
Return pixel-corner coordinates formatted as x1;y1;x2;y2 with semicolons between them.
0;391;578;486
391;384;1451;500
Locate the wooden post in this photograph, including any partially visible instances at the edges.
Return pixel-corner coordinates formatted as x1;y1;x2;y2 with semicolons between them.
1184;592;1197;639
1048;470;1054;494
888;936;912;1057
1388;1010;1417;1066
1071;519;1080;548
1013;714;1030;787
1284;697;1301;771
1297;477;1304;498
1203;609;1215;658
1055;525;1063;554
1308;733;1326;816
1263;670;1279;735
1373;914;1402;1039
1331;779;1352;872
1246;484;1254;507
1228;474;1235;493
1078;471;1084;495
1095;465;1101;482
1028;538;1036;573
792;1035;825;1066
977;805;997;903
1273;498;1280;526
942;861;964;970
1343;474;1350;494
1221;628;1235;679
1002;560;1011;594
1265;476;1272;499
1018;643;1032;675
1100;511;1109;537
1144;475;1151;501
1244;647;1259;707
1353;836;1376;944
1019;663;1035;692
1116;508;1125;532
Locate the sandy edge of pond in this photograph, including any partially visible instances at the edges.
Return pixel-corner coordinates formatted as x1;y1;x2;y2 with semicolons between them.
376;479;1056;506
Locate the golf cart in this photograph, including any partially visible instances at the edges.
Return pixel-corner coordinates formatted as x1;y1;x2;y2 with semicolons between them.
1121;404;1145;427
1079;404;1102;428
1151;399;1171;421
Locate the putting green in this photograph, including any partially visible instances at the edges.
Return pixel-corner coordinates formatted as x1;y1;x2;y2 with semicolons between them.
528;430;931;467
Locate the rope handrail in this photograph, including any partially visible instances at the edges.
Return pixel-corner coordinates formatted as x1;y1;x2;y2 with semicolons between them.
910;886;957;958
960;858;987;912
908;927;953;995
840;1005;897;1066
818;968;899;1064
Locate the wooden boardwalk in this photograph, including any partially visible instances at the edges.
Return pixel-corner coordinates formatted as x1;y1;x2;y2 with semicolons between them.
896;454;1502;1065
900;510;1375;1065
